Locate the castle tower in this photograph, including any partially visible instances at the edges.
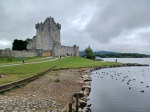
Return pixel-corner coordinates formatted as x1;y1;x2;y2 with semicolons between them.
27;16;79;57
35;17;61;50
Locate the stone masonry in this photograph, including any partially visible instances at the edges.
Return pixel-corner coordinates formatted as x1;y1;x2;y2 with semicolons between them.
0;50;37;58
27;17;79;57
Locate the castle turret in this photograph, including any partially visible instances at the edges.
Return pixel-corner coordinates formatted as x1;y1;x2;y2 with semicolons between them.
35;17;61;50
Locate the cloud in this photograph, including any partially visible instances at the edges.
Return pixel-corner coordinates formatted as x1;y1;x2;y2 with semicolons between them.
0;0;150;54
84;0;150;43
0;0;95;48
0;39;11;49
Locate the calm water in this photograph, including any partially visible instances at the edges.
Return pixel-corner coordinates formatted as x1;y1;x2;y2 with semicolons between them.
103;58;150;65
86;58;150;112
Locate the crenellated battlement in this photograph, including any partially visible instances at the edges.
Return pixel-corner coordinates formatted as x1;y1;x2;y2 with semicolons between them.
35;17;61;30
27;16;79;56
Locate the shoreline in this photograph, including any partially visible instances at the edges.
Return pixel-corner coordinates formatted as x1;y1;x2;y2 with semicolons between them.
0;63;149;111
69;63;149;112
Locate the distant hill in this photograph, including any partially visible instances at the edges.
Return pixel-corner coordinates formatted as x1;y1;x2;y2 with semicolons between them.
79;51;117;55
79;51;84;56
98;53;150;58
94;51;117;54
79;51;150;58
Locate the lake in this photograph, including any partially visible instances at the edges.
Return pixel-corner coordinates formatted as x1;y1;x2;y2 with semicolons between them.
86;58;150;112
103;58;150;64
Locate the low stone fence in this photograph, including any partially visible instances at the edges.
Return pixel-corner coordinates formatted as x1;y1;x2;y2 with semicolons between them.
0;50;37;57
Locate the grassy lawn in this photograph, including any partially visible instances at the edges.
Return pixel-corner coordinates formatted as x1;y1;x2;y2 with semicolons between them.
54;57;119;69
0;57;120;85
0;57;42;63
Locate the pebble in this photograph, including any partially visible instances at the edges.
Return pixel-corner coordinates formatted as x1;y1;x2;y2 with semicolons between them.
0;95;63;112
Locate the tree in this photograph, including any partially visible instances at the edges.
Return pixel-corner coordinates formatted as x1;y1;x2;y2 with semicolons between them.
12;39;28;51
5;48;11;50
84;46;95;59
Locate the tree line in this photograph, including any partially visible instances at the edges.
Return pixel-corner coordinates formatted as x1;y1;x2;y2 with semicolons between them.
82;47;150;59
96;53;150;58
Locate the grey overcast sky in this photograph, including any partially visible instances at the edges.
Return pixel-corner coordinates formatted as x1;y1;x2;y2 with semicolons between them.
0;0;150;54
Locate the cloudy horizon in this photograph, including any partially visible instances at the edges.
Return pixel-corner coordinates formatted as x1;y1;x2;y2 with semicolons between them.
0;0;150;54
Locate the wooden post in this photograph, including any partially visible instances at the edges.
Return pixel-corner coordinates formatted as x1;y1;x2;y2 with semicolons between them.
76;94;79;112
69;103;72;112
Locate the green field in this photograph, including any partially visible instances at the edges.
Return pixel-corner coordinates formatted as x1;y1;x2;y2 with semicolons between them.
0;56;53;65
0;57;120;85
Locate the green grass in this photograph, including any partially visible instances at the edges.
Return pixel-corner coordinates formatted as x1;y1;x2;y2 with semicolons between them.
0;57;120;85
54;57;119;69
0;57;17;63
0;56;53;65
23;56;53;62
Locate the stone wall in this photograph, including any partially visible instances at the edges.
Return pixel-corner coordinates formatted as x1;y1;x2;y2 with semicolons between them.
58;45;79;56
0;50;37;57
27;36;36;50
74;45;79;56
0;46;79;57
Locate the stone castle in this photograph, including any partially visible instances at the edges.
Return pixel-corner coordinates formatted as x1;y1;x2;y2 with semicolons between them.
0;17;79;57
26;17;79;57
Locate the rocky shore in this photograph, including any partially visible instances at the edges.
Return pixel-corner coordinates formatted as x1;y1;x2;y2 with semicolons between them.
71;68;92;112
